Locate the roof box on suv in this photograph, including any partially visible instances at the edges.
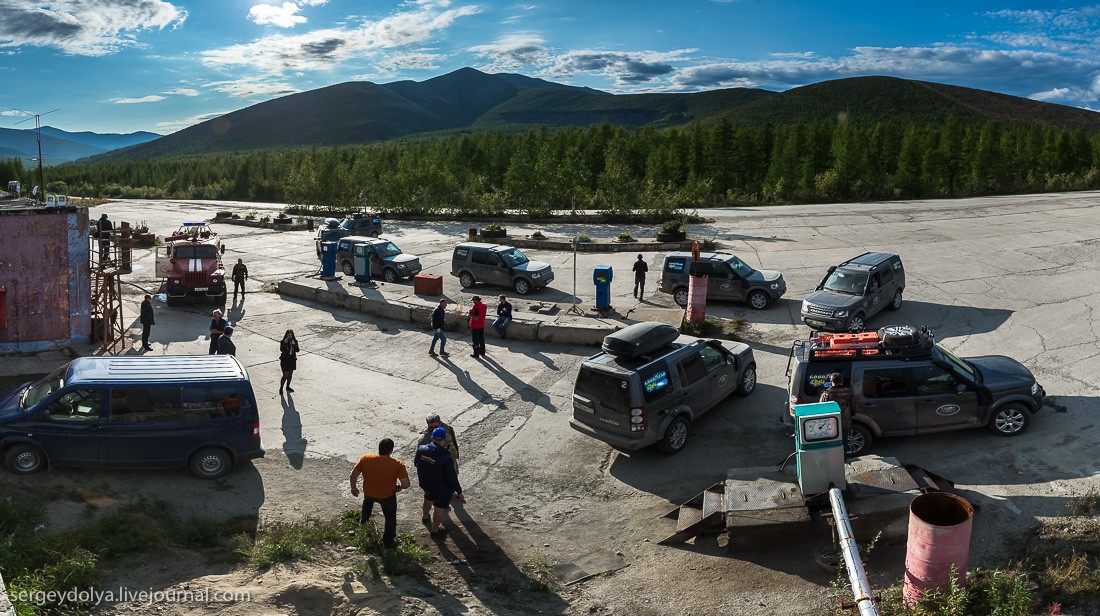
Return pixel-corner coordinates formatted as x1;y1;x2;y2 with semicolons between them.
602;322;680;358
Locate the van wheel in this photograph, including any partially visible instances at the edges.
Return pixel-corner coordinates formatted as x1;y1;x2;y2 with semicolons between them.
5;444;46;474
673;288;689;308
736;364;757;396
748;290;770;310
382;268;398;283
189;447;232;479
514;278;531;295
657;417;690;454
341;261;355;276
459;272;476;288
890;290;903;311
988;404;1030;436
846;425;872;456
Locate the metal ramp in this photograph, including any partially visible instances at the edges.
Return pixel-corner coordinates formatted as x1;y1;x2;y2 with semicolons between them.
659;482;726;545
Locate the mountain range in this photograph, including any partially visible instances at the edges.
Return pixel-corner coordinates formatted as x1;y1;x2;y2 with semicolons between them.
0;126;159;165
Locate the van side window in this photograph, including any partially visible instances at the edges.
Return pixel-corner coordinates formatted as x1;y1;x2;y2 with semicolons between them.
45;390;102;421
111;388;183;422
878;267;894;286
182;385;241;419
677;353;708;386
640;362;671;403
699;346;729;373
664;258;686;273
911;365;958;395
861;369;912;398
472;251;499;266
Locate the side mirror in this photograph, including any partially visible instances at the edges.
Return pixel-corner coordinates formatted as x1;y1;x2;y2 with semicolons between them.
827;266;837;274
220;244;226;254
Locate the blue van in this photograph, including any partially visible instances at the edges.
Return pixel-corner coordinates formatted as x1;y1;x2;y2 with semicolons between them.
0;355;264;479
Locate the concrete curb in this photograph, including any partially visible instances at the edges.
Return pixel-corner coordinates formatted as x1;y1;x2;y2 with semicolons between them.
484;237;700;253
278;279;627;344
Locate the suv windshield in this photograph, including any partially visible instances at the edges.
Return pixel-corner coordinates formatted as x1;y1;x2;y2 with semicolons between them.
726;256;755;278
20;365;67;411
575;368;630;413
497;248;529;267
823;270;868;295
375;242;401;258
932;346;978;381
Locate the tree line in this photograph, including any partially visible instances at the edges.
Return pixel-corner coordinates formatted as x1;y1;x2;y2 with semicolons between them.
5;118;1100;215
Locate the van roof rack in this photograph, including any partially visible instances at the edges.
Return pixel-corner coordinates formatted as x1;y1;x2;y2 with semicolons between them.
800;325;934;361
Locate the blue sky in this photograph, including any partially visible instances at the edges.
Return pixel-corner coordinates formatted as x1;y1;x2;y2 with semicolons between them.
2;1;1100;135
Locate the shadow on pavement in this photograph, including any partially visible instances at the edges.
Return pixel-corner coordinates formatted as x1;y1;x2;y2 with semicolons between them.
280;393;307;469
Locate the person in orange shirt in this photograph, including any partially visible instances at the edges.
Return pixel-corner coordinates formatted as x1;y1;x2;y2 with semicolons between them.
350;438;411;548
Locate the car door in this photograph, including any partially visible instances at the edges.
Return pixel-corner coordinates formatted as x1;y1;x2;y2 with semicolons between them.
912;364;981;432
709;262;745;302
106;386;187;468
698;344;738;409
853;365;917;435
674;350;711;415
865;268;886;317
27;388;106;465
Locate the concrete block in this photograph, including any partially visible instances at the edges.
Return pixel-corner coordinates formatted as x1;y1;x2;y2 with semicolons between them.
487;320;539;341
408;305;435;326
277;281;316;301
315;288;343;308
363;297;412;322
537;322;614;345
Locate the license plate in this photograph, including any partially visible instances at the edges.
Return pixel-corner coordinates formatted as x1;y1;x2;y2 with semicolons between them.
807;319;826;327
194;287;208;291
579;405;594;414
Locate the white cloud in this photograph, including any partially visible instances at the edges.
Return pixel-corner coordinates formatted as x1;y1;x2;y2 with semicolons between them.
1;109;26;116
155;110;232;133
248;2;307;28
165;87;200;96
111;95;167;104
542;48;696;86
467;33;548;70
205;79;298;98
201;0;478;75
0;0;186;56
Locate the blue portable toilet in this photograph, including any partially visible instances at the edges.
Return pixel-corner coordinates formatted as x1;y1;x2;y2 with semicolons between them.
320;241;338;277
593;265;613;310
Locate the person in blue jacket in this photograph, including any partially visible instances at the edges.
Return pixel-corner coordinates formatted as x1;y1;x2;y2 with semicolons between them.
414;427;465;537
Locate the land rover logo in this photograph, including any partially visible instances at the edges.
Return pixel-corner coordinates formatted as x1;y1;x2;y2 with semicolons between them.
718;375;729;387
936;404;961;416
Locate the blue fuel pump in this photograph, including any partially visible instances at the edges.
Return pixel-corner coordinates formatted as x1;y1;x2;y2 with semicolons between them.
320;241;337;277
593;265;613;310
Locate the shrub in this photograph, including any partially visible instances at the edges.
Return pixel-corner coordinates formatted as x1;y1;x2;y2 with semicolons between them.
617;231;635;242
530;231;546;240
659;219;683;233
484;222;502;231
577;231;592;243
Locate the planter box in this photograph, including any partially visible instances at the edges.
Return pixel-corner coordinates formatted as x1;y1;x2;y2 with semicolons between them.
656;231;686;242
481;228;507;239
134;233;156;246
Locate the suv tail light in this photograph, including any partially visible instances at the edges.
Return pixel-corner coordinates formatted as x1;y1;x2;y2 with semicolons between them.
253;422;260;437
789;394;801;406
630;408;646;432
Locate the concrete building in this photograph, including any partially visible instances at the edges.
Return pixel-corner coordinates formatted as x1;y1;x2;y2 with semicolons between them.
0;199;91;353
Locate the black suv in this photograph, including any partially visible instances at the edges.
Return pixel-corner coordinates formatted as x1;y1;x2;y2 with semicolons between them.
801;253;904;332
784;325;1045;455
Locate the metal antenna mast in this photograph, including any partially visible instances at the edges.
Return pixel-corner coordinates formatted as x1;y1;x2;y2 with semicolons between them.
12;108;60;202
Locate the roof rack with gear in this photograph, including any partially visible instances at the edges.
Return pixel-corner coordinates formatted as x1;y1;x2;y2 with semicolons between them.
799;325;935;361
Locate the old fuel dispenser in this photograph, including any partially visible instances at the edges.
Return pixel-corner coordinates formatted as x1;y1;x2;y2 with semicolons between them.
320;241;337;278
794;401;847;496
593;265;613;311
353;243;372;284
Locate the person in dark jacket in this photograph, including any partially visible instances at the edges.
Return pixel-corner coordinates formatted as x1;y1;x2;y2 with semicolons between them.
232;259;249;297
468;296;486;358
417;414;459;468
215;326;236;356
429;299;449;357
492;295;512;339
208;310;227;355
97;213;113;262
414;427;465;536
279;329;299;395
139;294;155;351
632;253;648;299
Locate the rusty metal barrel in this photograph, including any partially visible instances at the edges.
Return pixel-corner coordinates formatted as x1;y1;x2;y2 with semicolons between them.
903;492;974;605
686;275;708;323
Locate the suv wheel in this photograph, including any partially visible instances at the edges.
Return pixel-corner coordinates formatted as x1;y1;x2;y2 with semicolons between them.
657;417;690;454
382;268;398;283
459;272;476;288
736;364;757;396
846;424;872;456
514;278;531;295
368;230;380;238
189;447;232;479
890;290;903;311
847;314;866;332
988;404;1030;436
341;260;355;276
673;287;689;308
748;290;769;310
5;444;46;474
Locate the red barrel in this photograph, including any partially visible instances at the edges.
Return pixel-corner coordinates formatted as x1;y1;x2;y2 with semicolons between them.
686;275;707;323
903;492;974;605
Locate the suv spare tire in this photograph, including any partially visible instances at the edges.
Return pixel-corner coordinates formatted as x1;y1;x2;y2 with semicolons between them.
878;325;919;348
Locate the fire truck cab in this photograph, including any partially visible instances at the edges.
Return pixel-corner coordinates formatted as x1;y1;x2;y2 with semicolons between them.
156;222;227;306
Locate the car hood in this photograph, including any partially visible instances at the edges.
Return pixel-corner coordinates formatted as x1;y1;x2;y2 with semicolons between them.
747;269;782;283
0;383;29;419
803;289;861;309
513;261;551;273
384;253;419;265
968;356;1035;389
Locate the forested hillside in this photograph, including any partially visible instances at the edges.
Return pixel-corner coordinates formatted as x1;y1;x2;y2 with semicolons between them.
13;117;1099;214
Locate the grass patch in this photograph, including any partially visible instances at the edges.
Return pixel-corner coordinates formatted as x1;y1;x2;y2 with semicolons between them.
521;550;557;592
1068;490;1100;516
680;316;745;340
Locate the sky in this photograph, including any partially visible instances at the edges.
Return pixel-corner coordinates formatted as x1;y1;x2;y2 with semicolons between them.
2;1;1100;135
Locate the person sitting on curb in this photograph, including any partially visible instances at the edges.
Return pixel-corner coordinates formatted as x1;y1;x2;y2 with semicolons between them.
493;295;512;339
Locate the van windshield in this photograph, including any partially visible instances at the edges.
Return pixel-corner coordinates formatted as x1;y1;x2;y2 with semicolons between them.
726;256;756;278
20;365;68;411
575;368;630;413
497;248;529;267
823;270;868;295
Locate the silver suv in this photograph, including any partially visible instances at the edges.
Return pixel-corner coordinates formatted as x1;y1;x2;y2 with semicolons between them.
451;243;554;295
659;252;786;309
801;252;904;332
570;322;756;454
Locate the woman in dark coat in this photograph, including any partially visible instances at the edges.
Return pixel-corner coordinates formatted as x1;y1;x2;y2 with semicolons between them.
279;329;300;395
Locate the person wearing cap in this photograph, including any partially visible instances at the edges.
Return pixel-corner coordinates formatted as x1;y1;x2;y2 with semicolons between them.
215;326;236;356
414;426;465;537
350;437;411;548
417;414;459;468
632;253;649;300
468;296;487;358
208;309;228;355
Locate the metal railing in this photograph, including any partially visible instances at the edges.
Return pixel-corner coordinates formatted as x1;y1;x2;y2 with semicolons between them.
829;487;880;616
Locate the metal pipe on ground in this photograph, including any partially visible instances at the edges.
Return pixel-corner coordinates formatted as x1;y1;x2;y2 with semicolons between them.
903;492;974;606
828;487;880;616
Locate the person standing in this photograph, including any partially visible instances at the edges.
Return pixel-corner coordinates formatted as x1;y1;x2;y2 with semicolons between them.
139;294;155;351
468;296;486;358
97;213;113;262
820;372;853;451
208;310;227;355
429;299;449;357
279;329;299;395
492;295;512;340
215;326;236;356
350;438;411;549
415;427;465;537
632;253;648;300
417;414;459;468
232;259;249;298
